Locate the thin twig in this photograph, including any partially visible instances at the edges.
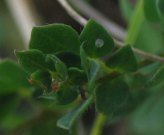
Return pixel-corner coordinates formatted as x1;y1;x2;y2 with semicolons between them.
70;0;126;40
114;40;164;63
57;0;164;64
56;0;87;25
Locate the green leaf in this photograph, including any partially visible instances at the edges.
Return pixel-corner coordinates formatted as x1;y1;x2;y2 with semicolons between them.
0;60;30;94
88;59;113;92
156;0;164;23
88;59;102;93
134;22;163;54
68;68;87;84
148;66;164;87
79;19;114;58
57;95;93;130
143;0;159;22
30;70;52;91
29;24;80;55
130;94;164;135
16;50;49;73
56;82;78;105
46;55;68;80
125;0;144;45
56;52;81;68
80;45;89;77
119;0;133;22
106;45;138;73
96;78;130;116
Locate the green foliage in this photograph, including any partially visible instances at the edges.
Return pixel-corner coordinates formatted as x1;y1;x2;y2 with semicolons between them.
56;52;81;68
46;54;68;80
80;45;90;75
96;78;130;116
0;60;30;94
30;113;69;135
143;0;159;22
0;17;163;135
147;66;164;87
57;95;93;130
119;0;133;21
106;45;138;73
120;0;163;54
130;93;164;135
156;0;164;23
88;59;101;91
68;68;87;84
79;19;114;58
56;82;78;105
16;50;49;73
134;22;163;54
30;70;52;90
29;24;80;55
15;19;138;133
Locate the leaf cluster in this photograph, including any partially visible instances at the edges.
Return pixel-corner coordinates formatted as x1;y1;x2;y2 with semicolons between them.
0;18;163;135
14;19;138;130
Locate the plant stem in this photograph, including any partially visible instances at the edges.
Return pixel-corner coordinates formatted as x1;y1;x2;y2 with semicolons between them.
125;0;144;45
90;113;107;135
114;40;164;63
56;0;87;25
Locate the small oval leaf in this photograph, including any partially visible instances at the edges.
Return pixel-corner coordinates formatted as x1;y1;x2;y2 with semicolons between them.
30;24;80;55
79;19;115;58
